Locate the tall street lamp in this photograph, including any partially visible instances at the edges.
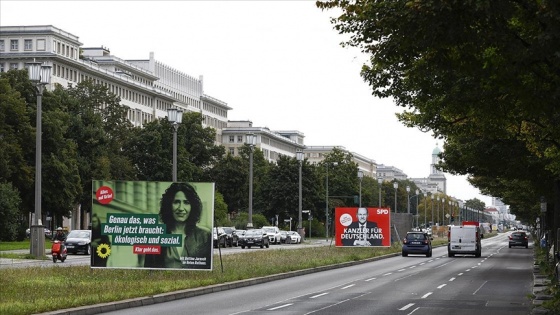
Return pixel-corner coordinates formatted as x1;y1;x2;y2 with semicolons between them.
246;133;257;229
325;162;337;241
423;192;427;229
167;108;183;182
442;198;446;226
297;150;304;238
431;194;434;227
357;170;364;207
377;178;383;208
406;186;410;214
436;196;440;226
393;182;398;213
415;189;419;228
27;61;51;258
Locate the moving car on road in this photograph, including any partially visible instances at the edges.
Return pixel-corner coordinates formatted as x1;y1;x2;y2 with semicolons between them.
509;231;529;248
64;230;92;255
402;231;432;257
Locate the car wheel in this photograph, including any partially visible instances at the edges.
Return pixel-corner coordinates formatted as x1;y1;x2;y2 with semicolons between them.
509;245;512;248
426;251;432;257
248;246;251;249
266;243;269;248
448;252;454;257
402;251;408;257
260;244;264;248
241;245;245;249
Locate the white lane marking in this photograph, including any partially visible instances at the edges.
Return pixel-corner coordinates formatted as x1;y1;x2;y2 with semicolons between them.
267;303;293;310
310;292;328;299
421;292;433;299
473;281;487;295
409;266;416;269
457;273;463;276
437;284;447;289
341;284;355;289
399;303;415;310
383;272;393;276
398;268;407;272
365;277;377;282
449;277;456;281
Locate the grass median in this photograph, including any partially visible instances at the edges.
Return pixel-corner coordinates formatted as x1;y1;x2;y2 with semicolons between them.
1;238;451;315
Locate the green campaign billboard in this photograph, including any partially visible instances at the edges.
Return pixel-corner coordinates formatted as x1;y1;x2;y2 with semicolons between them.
91;180;214;270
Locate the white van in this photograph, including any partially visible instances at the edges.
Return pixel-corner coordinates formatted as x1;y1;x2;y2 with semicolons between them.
447;225;482;257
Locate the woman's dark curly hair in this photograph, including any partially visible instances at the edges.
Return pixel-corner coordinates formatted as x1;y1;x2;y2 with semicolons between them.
159;182;202;232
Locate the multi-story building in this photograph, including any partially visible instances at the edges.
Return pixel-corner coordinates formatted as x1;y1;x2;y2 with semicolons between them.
304;146;377;177
0;25;231;137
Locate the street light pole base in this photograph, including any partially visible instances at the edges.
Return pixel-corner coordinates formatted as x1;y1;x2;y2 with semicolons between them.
246;223;253;229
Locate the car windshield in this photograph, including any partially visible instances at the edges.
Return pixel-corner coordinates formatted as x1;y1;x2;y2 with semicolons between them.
222;227;234;233
263;228;275;233
67;230;90;239
406;233;426;241
246;230;263;236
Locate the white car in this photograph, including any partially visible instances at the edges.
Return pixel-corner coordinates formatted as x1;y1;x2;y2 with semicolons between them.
286;231;301;244
262;226;281;244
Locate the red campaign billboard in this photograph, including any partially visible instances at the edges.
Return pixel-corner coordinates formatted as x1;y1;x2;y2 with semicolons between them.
335;207;391;247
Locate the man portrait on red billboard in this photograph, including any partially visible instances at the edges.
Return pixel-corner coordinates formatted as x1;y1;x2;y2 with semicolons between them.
341;207;382;246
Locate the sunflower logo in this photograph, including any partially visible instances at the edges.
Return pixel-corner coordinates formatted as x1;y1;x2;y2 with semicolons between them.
96;243;111;259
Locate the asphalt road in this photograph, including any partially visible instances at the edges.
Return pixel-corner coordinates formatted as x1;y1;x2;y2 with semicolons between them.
100;233;534;315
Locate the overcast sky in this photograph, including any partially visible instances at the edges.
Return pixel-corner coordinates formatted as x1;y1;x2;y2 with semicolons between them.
1;0;494;206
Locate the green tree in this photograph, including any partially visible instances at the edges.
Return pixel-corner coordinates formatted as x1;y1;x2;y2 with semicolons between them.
209;153;246;214
0;182;23;241
316;1;560;229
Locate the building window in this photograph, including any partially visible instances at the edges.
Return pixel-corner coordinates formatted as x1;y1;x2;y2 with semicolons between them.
229;136;234;143
229;147;235;155
0;40;4;51
10;40;18;51
37;39;45;51
10;63;18;70
237;135;243;143
0;63;4;72
24;39;32;51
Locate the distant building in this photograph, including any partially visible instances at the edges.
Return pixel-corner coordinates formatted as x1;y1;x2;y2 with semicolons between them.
304;146;377;177
409;144;446;194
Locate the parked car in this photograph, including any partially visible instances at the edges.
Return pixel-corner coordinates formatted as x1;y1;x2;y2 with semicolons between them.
402;231;432;257
239;229;269;249
220;226;239;247
213;227;227;248
25;226;52;238
286;231;301;244
235;229;247;243
279;230;288;243
64;230;92;255
262;226;281;244
509;231;529;248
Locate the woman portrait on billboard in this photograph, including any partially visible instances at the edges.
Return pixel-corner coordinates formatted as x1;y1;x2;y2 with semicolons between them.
144;182;212;269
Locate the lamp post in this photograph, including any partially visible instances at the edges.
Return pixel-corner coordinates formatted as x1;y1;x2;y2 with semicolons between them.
423;192;427;229
246;133;257;229
449;200;452;225
297;150;304;238
393;182;398;213
303;210;311;239
436;196;440;226
406;186;410;214
377;178;383;208
431;194;434;227
357;170;364;207
415;189;419;228
325;162;337;241
442;198;446;226
167;108;183;182
27;61;51;258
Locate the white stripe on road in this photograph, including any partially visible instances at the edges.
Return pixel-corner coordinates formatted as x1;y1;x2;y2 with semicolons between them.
399;303;415;310
310;292;328;299
267;303;293;310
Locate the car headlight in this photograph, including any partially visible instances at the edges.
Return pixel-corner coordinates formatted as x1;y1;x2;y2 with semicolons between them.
78;241;88;245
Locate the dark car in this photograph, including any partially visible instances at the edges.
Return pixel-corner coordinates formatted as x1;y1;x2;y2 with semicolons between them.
213;227;227;248
64;230;92;255
509;231;529;248
221;227;239;247
402;231;432;257
239;229;270;249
